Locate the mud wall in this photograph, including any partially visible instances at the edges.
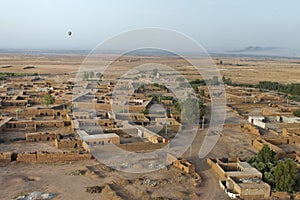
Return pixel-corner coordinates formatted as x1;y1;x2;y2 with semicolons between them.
54;138;82;149
16;151;91;162
207;158;227;181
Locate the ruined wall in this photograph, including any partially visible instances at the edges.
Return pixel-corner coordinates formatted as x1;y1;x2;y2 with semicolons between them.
5;121;36;132
240;123;260;136
54;138;82;149
0;152;13;161
173;158;195;174
16;108;69;119
26;132;59;142
166;153;195;174
16;151;91;162
2;100;29;106
98;118;117;128
34;120;65;128
226;94;257;104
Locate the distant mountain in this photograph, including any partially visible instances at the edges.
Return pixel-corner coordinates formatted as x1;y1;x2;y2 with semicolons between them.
125;48;178;56
232;46;281;53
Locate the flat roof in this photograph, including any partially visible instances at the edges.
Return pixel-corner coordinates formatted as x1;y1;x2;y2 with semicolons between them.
226;162;262;178
238;182;270;189
82;133;119;140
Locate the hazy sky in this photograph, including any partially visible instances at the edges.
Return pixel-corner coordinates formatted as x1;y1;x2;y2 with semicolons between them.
1;0;300;55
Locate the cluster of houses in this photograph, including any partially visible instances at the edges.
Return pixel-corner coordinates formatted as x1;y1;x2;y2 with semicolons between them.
212;85;300;199
0;74;192;174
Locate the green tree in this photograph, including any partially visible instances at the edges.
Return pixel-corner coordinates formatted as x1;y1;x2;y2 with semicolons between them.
43;94;55;107
199;89;205;97
192;85;199;94
181;98;205;125
89;71;94;78
274;159;299;193
247;144;277;187
293;109;300;117
141;109;149;115
256;144;276;164
212;76;220;85
96;72;103;79
173;101;181;113
152;68;158;76
182;97;199;125
82;71;89;80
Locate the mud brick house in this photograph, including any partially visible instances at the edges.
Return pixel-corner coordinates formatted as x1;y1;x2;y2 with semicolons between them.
55;138;82;149
167;153;195;174
26;132;59;142
207;158;270;199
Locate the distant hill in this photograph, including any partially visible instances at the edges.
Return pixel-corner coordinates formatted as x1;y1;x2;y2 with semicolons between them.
232;46;281;53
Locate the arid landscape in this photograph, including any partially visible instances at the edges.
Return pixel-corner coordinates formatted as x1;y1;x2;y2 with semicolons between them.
0;52;299;200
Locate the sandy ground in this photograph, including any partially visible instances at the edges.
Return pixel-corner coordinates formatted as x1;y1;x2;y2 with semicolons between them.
0;53;298;199
1;54;299;84
0;105;253;200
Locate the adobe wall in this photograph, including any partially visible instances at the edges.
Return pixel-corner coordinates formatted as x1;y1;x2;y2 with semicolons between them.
279;123;300;129
271;192;290;200
26;132;59;142
250;139;286;157
207;158;227;181
266;136;300;146
269;129;280;136
108;128;138;136
2;100;29;106
295;154;300;163
233;181;270;199
250;139;264;151
128;105;146;113
5;119;68;131
5;121;36;132
16;108;69;119
98;119;117;128
0;152;13;161
95;103;111;111
240;123;260;136
34;120;65;128
226;94;257;104
54;138;82;149
261;107;292;116
16;151;91;162
73;102;111;111
173;158;195;174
